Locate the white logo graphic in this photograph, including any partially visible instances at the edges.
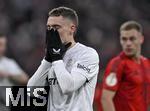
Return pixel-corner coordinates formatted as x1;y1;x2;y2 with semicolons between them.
52;48;61;54
106;72;117;86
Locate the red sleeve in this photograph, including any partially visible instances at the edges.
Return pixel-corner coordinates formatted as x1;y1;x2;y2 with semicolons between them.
102;57;124;91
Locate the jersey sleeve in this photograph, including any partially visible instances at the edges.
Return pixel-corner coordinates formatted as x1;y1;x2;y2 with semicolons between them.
71;51;99;81
8;60;24;75
27;59;52;87
52;49;99;94
102;57;124;91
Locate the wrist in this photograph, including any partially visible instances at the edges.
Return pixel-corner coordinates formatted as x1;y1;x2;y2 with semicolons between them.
52;60;63;65
51;56;62;62
7;73;12;79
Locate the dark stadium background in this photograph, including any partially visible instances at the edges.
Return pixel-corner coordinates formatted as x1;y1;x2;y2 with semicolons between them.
0;0;149;111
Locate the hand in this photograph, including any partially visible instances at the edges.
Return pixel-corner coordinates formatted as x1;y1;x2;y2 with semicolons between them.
45;28;71;62
0;71;10;78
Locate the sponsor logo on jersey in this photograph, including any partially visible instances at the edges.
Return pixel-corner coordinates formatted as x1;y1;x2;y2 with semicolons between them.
77;63;90;73
48;78;58;85
106;72;117;86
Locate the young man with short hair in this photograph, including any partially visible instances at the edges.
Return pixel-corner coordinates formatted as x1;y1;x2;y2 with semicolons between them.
101;21;150;111
28;7;99;111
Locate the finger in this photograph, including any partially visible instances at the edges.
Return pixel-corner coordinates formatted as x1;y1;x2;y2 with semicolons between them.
54;30;62;46
46;29;49;44
46;28;55;45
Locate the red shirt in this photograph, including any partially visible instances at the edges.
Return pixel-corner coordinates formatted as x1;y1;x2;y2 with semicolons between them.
102;52;150;111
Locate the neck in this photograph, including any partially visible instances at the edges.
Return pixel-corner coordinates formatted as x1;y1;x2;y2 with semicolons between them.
132;50;141;64
70;41;76;48
132;56;140;64
66;36;76;49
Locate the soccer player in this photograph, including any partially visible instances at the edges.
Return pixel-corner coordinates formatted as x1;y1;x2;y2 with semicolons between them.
27;7;99;111
101;21;150;111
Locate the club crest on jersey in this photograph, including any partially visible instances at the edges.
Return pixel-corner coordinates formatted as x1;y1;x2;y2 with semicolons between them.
77;63;90;73
66;59;74;68
52;48;61;54
106;72;117;86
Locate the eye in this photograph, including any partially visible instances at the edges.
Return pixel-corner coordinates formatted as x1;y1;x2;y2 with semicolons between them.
130;36;136;41
50;25;61;30
54;25;61;30
46;25;61;30
47;25;51;30
121;37;127;41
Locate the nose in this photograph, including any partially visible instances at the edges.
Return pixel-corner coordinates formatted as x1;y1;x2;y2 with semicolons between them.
126;40;132;46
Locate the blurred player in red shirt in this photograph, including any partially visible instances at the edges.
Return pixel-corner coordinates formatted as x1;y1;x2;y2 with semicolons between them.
101;21;150;111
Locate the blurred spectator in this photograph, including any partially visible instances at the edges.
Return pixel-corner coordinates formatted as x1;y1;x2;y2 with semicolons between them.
0;34;29;111
0;34;28;86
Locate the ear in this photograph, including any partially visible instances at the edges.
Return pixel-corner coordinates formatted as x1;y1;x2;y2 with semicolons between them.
119;35;123;45
140;35;144;44
71;24;76;33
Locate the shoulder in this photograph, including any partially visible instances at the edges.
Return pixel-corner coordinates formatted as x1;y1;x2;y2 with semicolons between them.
2;57;18;66
109;52;126;64
77;43;99;57
77;43;99;63
2;57;14;62
106;53;126;71
141;56;148;61
141;56;150;65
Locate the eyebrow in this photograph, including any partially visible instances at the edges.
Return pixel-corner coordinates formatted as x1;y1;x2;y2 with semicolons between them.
47;24;61;27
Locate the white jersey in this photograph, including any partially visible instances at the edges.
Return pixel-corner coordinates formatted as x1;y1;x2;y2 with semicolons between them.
0;57;24;111
0;57;23;86
28;43;99;111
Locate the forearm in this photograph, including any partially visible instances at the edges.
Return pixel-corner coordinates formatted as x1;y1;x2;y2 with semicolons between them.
9;73;29;85
52;60;86;94
27;59;52;86
101;98;116;111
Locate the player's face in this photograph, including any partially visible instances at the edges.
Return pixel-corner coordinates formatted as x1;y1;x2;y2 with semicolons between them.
0;37;6;57
120;29;144;57
47;16;76;44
